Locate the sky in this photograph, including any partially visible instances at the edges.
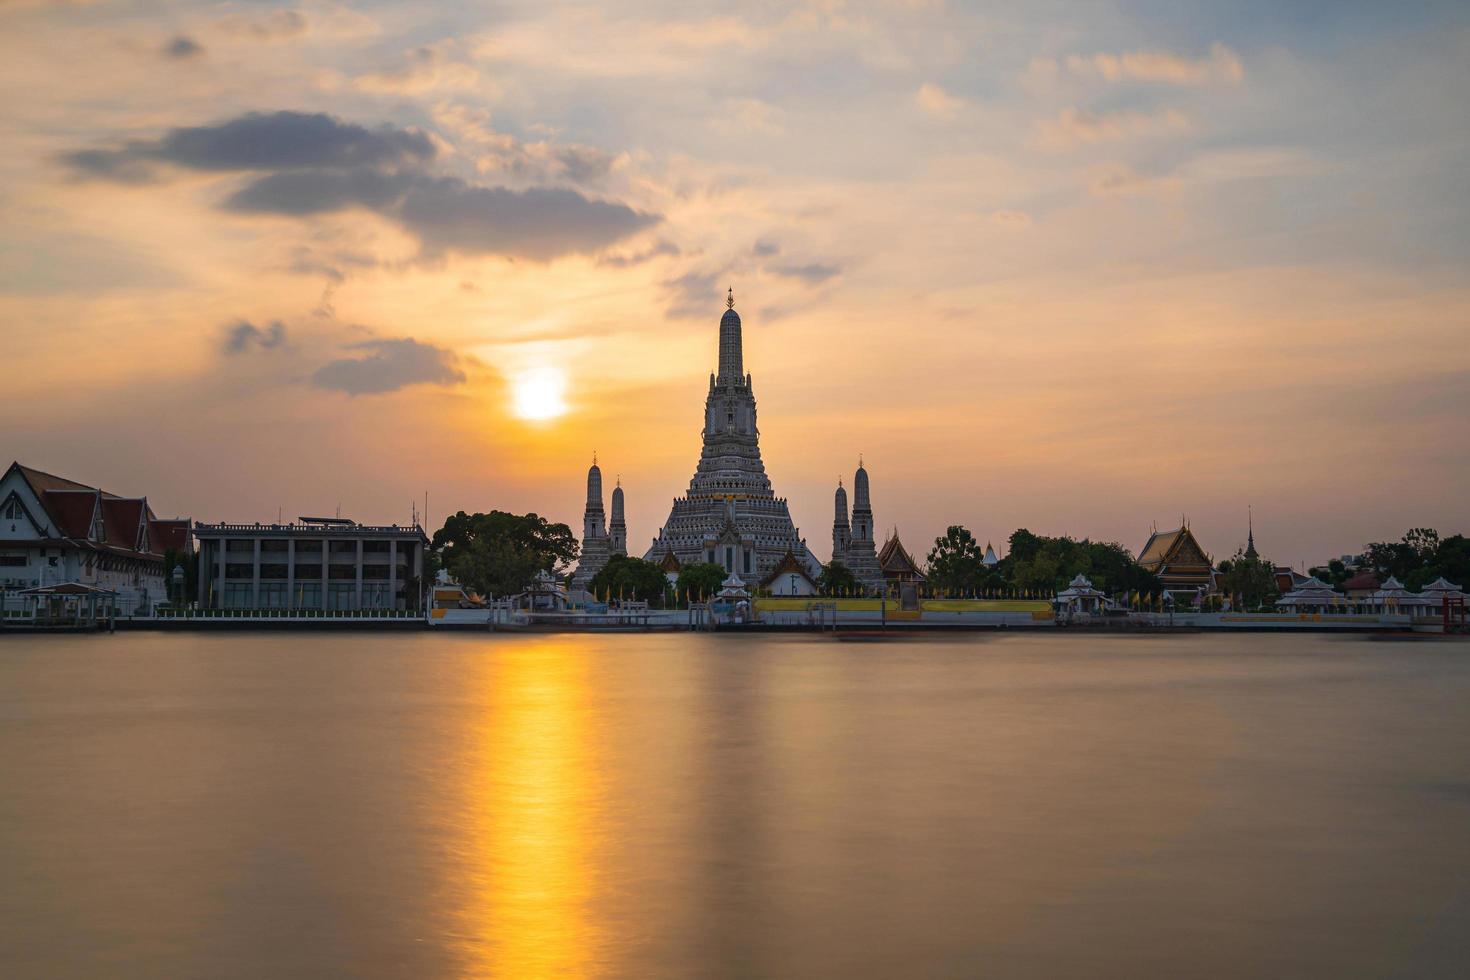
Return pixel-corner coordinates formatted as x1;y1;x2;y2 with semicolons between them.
2;1;1468;570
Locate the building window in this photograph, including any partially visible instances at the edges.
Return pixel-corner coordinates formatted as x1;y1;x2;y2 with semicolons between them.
222;583;252;609
327;583;357;611
259;583;287;608
724;546;733;571
2;500;20;520
296;582;322;610
743;550;751;574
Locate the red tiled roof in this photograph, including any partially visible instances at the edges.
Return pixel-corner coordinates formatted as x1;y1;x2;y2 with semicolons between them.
13;462;95;496
148;519;192;554
101;497;146;550
43;489;98;538
1339;570;1380;591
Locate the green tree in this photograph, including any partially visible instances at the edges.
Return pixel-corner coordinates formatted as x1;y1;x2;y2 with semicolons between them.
1219;548;1277;610
589;555;670;604
676;562;727;602
1001;530;1159;597
818;560;859;596
431;510;578;599
927;526;985;593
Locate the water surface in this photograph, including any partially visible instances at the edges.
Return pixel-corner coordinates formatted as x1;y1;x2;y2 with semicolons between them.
1;631;1467;978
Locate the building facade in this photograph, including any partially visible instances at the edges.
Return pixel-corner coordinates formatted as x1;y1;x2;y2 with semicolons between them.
831;462;885;594
644;290;822;580
1;461;190;614
194;517;428;612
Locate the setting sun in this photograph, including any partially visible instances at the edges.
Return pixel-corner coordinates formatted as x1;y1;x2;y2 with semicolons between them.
513;367;568;421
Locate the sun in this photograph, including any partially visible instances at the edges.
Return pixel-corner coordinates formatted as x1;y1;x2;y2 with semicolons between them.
512;367;568;421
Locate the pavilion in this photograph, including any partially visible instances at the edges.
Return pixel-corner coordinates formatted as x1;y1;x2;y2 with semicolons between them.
1275;576;1345;614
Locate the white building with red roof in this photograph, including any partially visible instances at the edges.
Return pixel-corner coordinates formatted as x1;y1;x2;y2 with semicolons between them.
1;461;191;614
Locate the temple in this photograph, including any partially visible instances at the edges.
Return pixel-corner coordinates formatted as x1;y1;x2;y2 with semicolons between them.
831;461;885;594
1138;522;1214;598
644;291;821;580
572;455;624;591
877;531;926;592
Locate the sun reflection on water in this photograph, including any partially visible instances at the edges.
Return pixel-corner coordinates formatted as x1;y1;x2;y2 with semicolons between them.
456;640;605;978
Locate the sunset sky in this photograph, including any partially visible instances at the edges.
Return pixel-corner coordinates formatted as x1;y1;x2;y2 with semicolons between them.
3;1;1467;569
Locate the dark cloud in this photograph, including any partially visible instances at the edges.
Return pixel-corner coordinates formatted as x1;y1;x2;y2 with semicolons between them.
555;145;615;183
752;238;780;257
222;319;286;354
230;169;657;260
63;109;656;261
64;111;434;181
164;35;204;60
771;261;841;284
598;239;682;268
227;168;409;215
311;337;466;395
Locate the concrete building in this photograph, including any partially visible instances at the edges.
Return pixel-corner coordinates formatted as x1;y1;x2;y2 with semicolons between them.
1;461;190;615
194;517;428;612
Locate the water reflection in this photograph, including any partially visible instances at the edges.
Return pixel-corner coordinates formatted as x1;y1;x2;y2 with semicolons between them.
454;639;605;977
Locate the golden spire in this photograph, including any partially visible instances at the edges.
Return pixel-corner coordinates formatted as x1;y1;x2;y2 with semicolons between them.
726;286;734;309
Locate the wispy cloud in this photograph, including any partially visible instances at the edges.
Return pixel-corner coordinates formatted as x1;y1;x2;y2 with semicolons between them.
916;83;965;119
1049;43;1244;87
162;35;203;60
1033;106;1191;151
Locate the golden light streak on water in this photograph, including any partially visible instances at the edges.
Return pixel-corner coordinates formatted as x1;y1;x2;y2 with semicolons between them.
453;639;606;978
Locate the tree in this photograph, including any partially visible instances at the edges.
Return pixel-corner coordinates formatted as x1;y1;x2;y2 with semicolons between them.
927;526;985;593
431;510;578;599
676;563;727;602
818;560;859;596
1000;529;1159;597
589;555;669;604
1219;547;1277;610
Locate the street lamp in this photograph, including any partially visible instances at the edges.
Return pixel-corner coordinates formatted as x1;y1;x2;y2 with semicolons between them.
171;564;185;606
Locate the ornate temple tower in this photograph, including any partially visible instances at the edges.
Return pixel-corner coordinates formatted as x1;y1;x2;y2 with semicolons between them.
644;290;822;580
609;479;627;557
843;460;886;593
832;479;851;565
572;455;611;591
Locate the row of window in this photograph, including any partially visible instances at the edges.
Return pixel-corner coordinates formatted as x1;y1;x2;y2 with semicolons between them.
220;563;401;581
219;582;399;610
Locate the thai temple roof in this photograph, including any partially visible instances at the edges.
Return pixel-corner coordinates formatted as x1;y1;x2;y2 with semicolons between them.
760;549;815;587
877;532;923;578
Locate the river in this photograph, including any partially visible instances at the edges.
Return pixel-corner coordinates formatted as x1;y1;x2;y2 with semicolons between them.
1;631;1467;977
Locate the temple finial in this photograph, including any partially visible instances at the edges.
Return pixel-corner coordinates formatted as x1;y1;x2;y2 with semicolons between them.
593;450;597;465
726;286;734;309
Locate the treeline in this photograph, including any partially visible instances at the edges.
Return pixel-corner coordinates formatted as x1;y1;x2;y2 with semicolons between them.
1309;528;1469;590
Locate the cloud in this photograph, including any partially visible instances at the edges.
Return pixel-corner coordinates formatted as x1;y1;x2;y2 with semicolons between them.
311;338;466;395
163;35;203;60
1060;43;1243;86
218;9;309;41
663;269;725;318
752;239;780;257
771;262;841;285
990;209;1033;227
353;42;479;94
598;239;681;267
63;110;654;260
64;111;435;181
916;83;965;119
1033;106;1190;151
228;170;657;260
222;319;286;354
431;105;619;186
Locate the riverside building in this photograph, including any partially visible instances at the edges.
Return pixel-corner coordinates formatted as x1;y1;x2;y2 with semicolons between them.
194;517;429;612
1;461;191;614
